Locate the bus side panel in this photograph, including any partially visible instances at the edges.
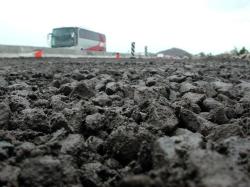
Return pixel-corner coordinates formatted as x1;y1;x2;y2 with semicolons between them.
77;28;106;51
77;38;100;50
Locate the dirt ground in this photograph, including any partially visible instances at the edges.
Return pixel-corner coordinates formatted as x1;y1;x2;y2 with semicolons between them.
0;57;249;187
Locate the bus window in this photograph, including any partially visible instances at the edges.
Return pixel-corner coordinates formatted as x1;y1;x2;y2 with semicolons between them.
51;27;77;48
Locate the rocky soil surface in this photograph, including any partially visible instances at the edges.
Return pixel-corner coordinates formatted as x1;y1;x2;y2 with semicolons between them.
0;57;250;187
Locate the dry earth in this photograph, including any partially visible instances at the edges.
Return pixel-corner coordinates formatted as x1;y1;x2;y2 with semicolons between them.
0;57;250;187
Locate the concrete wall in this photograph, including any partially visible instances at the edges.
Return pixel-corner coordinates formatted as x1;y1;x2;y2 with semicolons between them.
0;45;47;58
0;45;154;58
0;44;134;58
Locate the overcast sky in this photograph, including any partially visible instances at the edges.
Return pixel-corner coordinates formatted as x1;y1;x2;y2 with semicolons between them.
0;0;250;54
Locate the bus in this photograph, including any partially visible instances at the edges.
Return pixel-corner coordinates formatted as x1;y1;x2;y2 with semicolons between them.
48;27;106;52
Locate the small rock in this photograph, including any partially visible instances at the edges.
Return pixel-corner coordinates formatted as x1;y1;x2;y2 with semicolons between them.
15;142;36;159
217;93;234;104
85;136;104;153
209;107;229;124
215;136;250;165
118;175;154;187
51;80;61;88
48;129;68;144
105;82;119;95
0;76;8;88
212;81;233;94
0;102;10;128
202;98;223;111
187;149;250;187
145;77;157;87
169;89;179;101
137;141;153;171
105;158;121;170
80;162;116;187
9;95;30;112
107;125;153;165
22;108;50;133
51;95;69;111
56;154;82;186
168;75;186;83
195;81;217;97
172;98;201;114
92;93;112;106
235;81;250;93
146;102;179;134
84;113;105;132
206;124;244;142
50;112;71;132
225;107;237;119
59;83;73;96
180;108;216;135
0;164;20;186
60;134;84;154
182;92;206;104
62;107;83;133
34;99;49;108
8;82;31;91
153;129;204;167
199;112;212;121
179;82;198;94
95;81;106;92
71;69;86;81
70;81;95;99
19;156;63;187
134;86;170;104
0;141;14;160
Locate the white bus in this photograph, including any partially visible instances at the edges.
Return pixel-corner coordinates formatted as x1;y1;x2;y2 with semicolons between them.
49;27;106;51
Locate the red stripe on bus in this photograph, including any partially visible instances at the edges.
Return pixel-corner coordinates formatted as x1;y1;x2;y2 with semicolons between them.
86;45;105;51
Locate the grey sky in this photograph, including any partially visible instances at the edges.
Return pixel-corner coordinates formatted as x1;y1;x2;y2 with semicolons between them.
208;0;250;11
0;0;249;54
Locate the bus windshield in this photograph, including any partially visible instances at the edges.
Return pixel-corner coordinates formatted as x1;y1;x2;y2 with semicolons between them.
51;28;77;48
